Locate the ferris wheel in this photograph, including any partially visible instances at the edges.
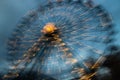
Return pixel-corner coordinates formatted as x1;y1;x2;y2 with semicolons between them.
3;0;115;80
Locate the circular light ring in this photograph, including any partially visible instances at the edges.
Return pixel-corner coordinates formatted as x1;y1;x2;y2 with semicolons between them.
6;0;115;80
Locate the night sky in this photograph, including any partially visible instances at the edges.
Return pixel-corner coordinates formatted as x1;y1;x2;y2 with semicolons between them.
0;0;120;80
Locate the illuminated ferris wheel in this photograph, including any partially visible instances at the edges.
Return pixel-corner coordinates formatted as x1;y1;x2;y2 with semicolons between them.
4;0;115;80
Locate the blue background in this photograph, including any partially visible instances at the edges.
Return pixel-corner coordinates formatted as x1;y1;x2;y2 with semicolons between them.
0;0;120;73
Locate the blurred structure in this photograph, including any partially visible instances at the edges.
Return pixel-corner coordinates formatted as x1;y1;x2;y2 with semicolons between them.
1;0;116;80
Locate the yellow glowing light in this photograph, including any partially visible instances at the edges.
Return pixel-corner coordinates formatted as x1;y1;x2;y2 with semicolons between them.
41;23;57;34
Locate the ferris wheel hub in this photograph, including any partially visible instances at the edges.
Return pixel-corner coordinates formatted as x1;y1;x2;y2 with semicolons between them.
41;23;57;34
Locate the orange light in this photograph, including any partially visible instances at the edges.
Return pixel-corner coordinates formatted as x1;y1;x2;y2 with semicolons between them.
41;23;57;34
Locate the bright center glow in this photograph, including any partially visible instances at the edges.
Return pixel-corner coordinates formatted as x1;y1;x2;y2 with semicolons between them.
41;23;57;34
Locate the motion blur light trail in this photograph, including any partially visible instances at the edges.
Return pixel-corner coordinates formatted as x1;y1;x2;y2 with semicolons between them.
2;0;115;80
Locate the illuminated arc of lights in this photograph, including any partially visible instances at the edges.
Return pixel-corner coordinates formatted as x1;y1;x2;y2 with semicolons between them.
4;0;114;80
